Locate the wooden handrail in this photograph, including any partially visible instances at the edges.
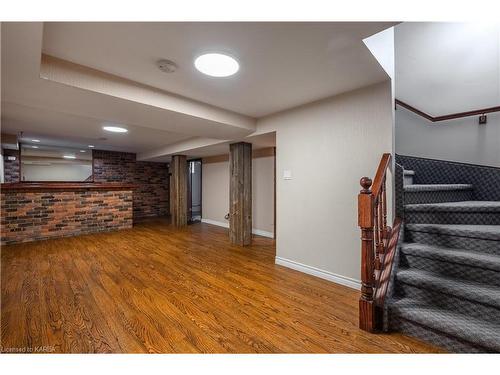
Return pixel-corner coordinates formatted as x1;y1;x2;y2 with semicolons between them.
396;99;500;122
371;153;391;198
358;153;402;332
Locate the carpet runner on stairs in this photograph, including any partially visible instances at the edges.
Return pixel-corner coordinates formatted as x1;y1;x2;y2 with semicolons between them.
386;169;500;353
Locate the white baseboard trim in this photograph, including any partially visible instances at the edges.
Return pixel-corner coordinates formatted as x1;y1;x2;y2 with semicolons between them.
201;218;274;238
251;229;274;238
275;256;361;290
201;218;229;228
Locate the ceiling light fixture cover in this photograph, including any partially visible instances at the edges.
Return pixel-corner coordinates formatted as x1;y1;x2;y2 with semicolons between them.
31;139;40;143
63;155;76;159
194;53;239;77
88;145;95;148
103;126;128;133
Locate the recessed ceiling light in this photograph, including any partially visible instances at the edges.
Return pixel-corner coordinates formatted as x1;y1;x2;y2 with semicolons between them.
88;145;95;148
31;145;39;149
63;155;76;159
194;53;239;77
103;126;128;133
31;139;40;143
80;150;86;153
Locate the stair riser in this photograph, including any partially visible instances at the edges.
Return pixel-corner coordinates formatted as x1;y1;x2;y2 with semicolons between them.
389;316;489;353
404;175;414;185
405;230;500;255
405;212;500;225
400;254;500;286
394;282;500;321
404;190;473;205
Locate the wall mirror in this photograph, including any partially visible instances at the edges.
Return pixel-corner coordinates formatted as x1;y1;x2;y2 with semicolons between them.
20;144;93;182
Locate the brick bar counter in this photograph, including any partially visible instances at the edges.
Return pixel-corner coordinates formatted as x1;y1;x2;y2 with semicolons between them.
0;183;135;245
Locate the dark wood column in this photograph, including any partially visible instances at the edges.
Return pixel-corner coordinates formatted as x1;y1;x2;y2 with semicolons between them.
169;155;187;227
229;142;252;246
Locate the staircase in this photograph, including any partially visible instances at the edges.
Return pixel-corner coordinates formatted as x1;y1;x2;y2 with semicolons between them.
387;170;500;352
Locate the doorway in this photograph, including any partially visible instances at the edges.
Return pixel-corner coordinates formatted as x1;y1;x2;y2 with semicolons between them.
187;159;202;223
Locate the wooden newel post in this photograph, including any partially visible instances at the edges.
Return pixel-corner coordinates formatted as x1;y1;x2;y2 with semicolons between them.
358;176;376;332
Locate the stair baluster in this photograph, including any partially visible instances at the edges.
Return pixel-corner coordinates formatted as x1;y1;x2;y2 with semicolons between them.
358;153;402;332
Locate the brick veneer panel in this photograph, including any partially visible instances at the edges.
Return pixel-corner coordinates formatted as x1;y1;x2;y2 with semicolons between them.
92;150;136;183
134;161;169;218
92;150;169;219
1;190;133;245
3;149;20;183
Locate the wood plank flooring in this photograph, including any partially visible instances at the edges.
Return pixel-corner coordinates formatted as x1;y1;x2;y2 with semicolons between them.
1;219;443;353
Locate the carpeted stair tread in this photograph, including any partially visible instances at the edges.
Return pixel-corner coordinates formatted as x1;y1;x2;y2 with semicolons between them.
390;158;500;351
396;269;500;309
406;224;500;241
404;184;473;192
390;301;500;351
401;242;500;272
405;200;500;212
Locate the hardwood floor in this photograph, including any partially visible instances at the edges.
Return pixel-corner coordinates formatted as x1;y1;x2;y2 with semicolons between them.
1;219;443;353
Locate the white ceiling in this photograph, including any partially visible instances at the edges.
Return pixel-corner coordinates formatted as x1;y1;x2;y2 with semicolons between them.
2;102;191;153
1;22;253;157
396;22;500;116
148;132;276;162
42;22;392;117
2;22;391;158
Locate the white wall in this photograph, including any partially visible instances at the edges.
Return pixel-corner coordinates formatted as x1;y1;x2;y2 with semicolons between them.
396;107;500;167
202;154;275;237
257;81;393;287
252;156;275;235
0;151;4;183
395;22;500;167
22;163;92;181
202;161;230;225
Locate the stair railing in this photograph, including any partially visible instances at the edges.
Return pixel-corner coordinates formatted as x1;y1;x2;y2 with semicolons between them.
358;153;402;332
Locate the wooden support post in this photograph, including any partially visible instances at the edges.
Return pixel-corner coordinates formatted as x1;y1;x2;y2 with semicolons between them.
170;155;187;227
358;177;376;332
229;142;252;246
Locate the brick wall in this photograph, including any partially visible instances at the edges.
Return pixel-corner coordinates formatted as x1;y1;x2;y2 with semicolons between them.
135;161;169;218
3;149;20;183
92;150;169;219
92;150;136;183
1;189;133;245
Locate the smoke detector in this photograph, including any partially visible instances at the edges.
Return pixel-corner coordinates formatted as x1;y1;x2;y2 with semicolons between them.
157;59;178;73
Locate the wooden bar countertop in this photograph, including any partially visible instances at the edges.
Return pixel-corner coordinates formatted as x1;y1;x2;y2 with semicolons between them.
0;182;137;191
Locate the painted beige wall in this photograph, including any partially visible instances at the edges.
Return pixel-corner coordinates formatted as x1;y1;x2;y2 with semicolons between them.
396;107;500;167
257;81;393;286
202;155;275;235
252;156;275;234
202;161;230;225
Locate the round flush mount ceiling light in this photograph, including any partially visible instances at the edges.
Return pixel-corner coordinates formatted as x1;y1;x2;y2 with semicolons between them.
88;145;95;148
194;53;239;77
31;139;40;143
103;126;128;133
63;155;76;159
157;59;178;73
